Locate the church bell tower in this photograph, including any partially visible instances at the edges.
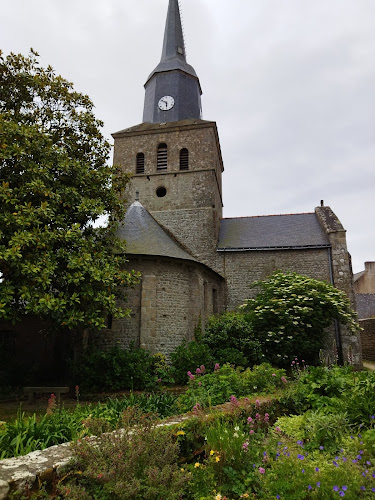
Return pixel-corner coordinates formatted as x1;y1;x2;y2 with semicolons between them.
112;0;224;271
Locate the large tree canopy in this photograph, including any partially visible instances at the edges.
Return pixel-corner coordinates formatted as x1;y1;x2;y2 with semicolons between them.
0;49;138;330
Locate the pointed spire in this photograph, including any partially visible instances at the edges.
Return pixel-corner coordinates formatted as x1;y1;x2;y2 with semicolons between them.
161;0;186;62
142;0;202;123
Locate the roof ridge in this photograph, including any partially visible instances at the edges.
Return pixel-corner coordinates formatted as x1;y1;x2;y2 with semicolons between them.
221;212;315;221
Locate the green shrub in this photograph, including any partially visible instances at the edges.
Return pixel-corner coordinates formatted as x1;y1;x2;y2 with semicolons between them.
242;271;360;366
177;363;286;412
170;341;213;384
202;311;263;368
73;344;156;392
60;408;189;500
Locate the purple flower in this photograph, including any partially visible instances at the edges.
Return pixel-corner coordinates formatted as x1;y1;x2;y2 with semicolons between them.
315;467;319;472
371;415;375;419
342;457;347;462
342;486;347;491
333;486;339;492
352;459;357;463
277;496;280;499
302;469;305;473
366;461;371;465
317;482;321;488
308;485;312;490
297;454;305;460
339;492;345;498
371;488;375;493
333;461;339;467
360;486;366;491
319;446;324;450
359;450;364;454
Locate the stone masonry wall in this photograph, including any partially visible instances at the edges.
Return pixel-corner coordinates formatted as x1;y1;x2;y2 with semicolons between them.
113;121;223;273
315;206;362;367
359;319;375;361
219;247;331;310
93;257;224;358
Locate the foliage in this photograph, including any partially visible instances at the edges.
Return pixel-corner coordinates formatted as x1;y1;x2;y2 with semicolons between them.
241;271;360;366
275;411;351;452
202;312;263;368
59;408;189;500
177;363;286;412
281;365;375;429
0;49;139;329
73;345;158;392
0;392;178;459
170;341;213;384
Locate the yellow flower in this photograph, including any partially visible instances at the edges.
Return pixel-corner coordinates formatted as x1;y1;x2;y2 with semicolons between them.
215;456;221;462
215;495;222;500
210;450;215;456
176;430;185;436
194;462;200;468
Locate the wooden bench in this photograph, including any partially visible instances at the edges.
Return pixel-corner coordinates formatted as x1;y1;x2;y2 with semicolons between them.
23;387;70;404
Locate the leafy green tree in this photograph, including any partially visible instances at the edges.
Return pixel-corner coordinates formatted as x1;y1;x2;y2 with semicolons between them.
241;271;360;366
0;49;139;332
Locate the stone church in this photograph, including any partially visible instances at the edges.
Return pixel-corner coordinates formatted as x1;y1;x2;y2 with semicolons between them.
96;0;361;366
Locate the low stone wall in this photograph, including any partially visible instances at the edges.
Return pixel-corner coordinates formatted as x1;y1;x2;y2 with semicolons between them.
0;417;189;499
359;318;375;361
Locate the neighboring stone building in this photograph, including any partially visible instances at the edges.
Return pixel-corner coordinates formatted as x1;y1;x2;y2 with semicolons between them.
98;0;361;366
354;262;375;361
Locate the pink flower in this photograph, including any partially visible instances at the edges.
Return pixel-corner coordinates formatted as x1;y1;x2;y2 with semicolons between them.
275;426;282;433
250;430;255;435
230;395;238;405
198;382;202;386
272;374;276;377
255;413;261;420
264;413;269;422
247;417;253;424
281;376;287;384
214;363;220;371
258;467;265;474
255;399;261;408
196;367;202;375
200;365;206;373
242;441;249;452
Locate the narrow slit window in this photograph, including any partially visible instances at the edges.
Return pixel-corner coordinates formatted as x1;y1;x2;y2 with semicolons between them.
157;143;168;171
136;153;145;174
180;148;189;170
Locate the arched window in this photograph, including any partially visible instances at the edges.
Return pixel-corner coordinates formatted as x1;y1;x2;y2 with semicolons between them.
157;143;168;171
180;148;189;170
136;153;145;174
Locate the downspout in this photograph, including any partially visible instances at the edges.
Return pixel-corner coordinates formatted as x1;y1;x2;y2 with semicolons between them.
328;248;344;365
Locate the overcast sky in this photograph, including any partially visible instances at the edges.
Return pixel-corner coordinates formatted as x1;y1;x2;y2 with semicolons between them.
1;0;374;273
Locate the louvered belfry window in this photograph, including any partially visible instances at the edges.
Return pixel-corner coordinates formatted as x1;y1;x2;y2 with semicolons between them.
180;148;189;170
136;153;145;174
157;143;168;171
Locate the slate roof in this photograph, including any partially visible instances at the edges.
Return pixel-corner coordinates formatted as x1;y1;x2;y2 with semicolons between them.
112;119;214;137
118;201;197;262
145;0;199;84
217;213;330;251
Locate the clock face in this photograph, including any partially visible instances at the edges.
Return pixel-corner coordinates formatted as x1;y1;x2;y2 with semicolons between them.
158;95;175;111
